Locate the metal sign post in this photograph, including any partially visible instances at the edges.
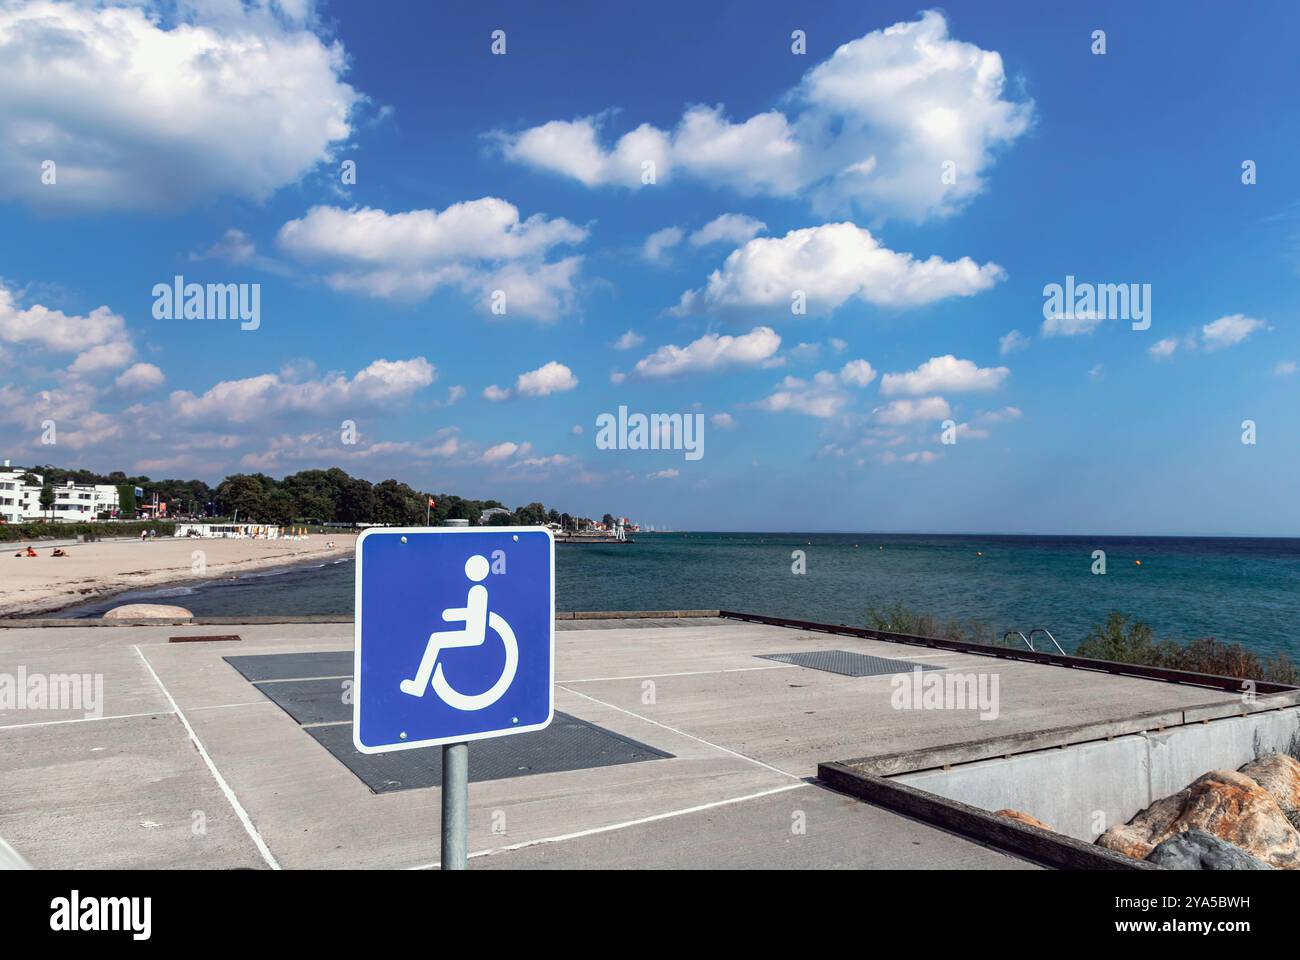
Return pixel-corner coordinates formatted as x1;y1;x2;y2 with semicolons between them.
441;742;468;869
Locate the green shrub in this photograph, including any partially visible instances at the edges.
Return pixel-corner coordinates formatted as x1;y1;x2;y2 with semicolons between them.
865;601;996;646
1072;613;1297;686
1072;612;1160;664
0;520;176;543
867;604;1299;687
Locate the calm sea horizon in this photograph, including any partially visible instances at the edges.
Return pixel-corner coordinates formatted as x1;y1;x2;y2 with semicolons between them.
48;531;1300;659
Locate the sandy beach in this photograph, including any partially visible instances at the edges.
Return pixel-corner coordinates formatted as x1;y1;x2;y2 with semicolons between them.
0;534;357;618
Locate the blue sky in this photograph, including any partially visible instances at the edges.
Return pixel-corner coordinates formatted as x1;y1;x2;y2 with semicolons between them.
1;0;1297;534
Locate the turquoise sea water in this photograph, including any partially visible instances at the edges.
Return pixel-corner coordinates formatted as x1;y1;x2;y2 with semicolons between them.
50;533;1300;658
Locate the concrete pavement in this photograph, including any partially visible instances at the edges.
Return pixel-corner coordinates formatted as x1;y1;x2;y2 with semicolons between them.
0;615;1245;869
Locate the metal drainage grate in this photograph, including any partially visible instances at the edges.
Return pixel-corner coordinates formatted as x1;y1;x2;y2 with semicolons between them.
756;649;944;678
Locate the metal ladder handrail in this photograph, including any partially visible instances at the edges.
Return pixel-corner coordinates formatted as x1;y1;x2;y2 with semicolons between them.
1027;628;1065;656
1002;628;1066;656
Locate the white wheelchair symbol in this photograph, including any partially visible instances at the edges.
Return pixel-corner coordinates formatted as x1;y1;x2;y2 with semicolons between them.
399;554;518;711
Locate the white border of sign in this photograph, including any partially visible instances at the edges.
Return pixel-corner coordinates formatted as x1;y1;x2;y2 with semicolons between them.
352;525;556;754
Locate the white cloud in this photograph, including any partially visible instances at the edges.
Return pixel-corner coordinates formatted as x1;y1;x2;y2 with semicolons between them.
710;412;736;429
0;0;360;211
115;363;163;392
519;454;573;469
881;355;1008;395
935;406;1022;444
675;223;1003;316
872;396;951;425
642;227;684;264
838;359;878;387
496;114;673;188
630;326;781;378
785;342;821;364
494;11;1031;221
1200;314;1266;351
1148;338;1178;359
794;10;1032;219
484;361;579;400
999;330;1029;355
648;468;680;479
940;422;990;442
1275;360;1297;377
689;213;766;247
754;361;875;418
191;228;257;264
756;372;852;418
0;284;126;353
0;283;135;373
612;330;645;351
516;361;578;397
277;199;586;319
1041;311;1104;337
482;441;529;464
829;337;847;353
168;357;435;425
69;340;135;374
976;405;1022;424
899;450;941;465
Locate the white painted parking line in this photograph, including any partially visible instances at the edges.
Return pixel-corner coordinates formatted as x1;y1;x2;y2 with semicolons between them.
558;683;801;781
190;700;278;712
406;781;810;869
558;663;797;683
250;674;351;684
0;698;278;731
0;709;171;731
133;645;281;870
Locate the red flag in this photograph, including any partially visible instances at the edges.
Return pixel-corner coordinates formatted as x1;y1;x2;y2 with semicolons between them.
428;498;436;508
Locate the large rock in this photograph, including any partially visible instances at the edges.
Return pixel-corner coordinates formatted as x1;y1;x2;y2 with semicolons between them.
994;809;1052;831
1146;829;1271;870
1239;754;1300;814
1097;769;1300;868
102;603;193;620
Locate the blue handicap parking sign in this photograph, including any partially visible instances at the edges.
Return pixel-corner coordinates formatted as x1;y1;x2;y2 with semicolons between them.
353;526;554;753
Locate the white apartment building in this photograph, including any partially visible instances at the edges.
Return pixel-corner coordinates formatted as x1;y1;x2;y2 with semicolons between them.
0;464;42;525
50;480;120;522
0;462;120;523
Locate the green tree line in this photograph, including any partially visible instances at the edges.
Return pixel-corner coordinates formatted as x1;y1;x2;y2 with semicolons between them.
15;464;606;530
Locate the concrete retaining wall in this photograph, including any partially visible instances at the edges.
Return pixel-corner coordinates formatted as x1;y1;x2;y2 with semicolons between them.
897;707;1300;841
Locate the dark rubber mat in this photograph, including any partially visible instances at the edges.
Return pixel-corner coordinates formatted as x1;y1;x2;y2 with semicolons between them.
756;649;945;677
254;677;352;725
224;651;352;682
307;712;673;793
225;651;673;791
